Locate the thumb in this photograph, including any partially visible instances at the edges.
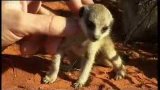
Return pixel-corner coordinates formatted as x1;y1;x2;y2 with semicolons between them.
9;10;80;37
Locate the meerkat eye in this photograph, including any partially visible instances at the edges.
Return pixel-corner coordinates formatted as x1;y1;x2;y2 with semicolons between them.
102;26;108;33
86;20;95;30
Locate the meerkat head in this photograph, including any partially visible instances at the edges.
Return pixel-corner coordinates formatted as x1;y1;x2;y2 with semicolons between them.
79;4;114;41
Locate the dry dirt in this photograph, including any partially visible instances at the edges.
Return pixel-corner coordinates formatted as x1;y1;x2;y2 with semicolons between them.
2;1;158;90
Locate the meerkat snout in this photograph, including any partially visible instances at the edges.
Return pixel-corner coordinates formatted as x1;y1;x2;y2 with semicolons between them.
79;4;114;41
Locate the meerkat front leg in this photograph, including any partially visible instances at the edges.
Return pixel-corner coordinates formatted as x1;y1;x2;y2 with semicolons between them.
43;52;61;83
102;59;113;67
74;42;100;88
102;37;126;80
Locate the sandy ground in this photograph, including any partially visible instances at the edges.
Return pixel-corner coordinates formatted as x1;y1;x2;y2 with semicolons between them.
2;1;158;90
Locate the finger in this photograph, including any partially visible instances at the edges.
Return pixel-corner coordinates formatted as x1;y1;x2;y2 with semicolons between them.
20;35;44;57
2;5;81;47
6;10;80;37
27;1;42;13
2;25;23;47
20;1;42;13
82;0;94;4
67;0;83;15
37;6;55;15
20;1;28;12
49;16;81;37
2;1;23;11
45;36;63;55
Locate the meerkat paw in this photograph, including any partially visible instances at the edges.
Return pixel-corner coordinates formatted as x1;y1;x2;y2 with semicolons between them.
43;75;57;84
104;60;113;67
73;81;85;89
115;70;126;80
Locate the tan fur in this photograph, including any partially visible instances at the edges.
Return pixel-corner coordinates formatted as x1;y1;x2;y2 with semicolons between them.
43;4;126;88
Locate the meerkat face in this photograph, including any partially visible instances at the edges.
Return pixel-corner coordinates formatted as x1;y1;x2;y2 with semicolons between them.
79;4;114;42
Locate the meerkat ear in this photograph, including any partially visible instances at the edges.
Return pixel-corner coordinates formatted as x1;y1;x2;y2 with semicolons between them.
79;7;85;17
79;6;90;18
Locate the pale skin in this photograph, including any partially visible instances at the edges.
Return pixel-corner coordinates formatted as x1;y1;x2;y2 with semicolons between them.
2;0;94;55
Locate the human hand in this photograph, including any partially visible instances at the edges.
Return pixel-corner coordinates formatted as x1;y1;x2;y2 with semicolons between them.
2;1;80;53
2;0;94;56
67;0;94;15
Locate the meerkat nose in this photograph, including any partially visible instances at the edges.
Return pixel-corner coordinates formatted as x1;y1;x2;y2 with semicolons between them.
92;35;100;41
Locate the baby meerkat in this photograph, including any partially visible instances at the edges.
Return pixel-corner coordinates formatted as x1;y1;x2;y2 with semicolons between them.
43;4;126;88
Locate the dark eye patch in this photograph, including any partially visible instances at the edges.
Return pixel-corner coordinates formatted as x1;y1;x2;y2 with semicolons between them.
101;26;108;33
85;19;95;30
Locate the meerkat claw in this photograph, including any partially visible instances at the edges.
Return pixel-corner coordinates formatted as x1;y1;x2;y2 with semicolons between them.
115;74;123;80
43;75;56;84
73;82;84;89
114;70;125;80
